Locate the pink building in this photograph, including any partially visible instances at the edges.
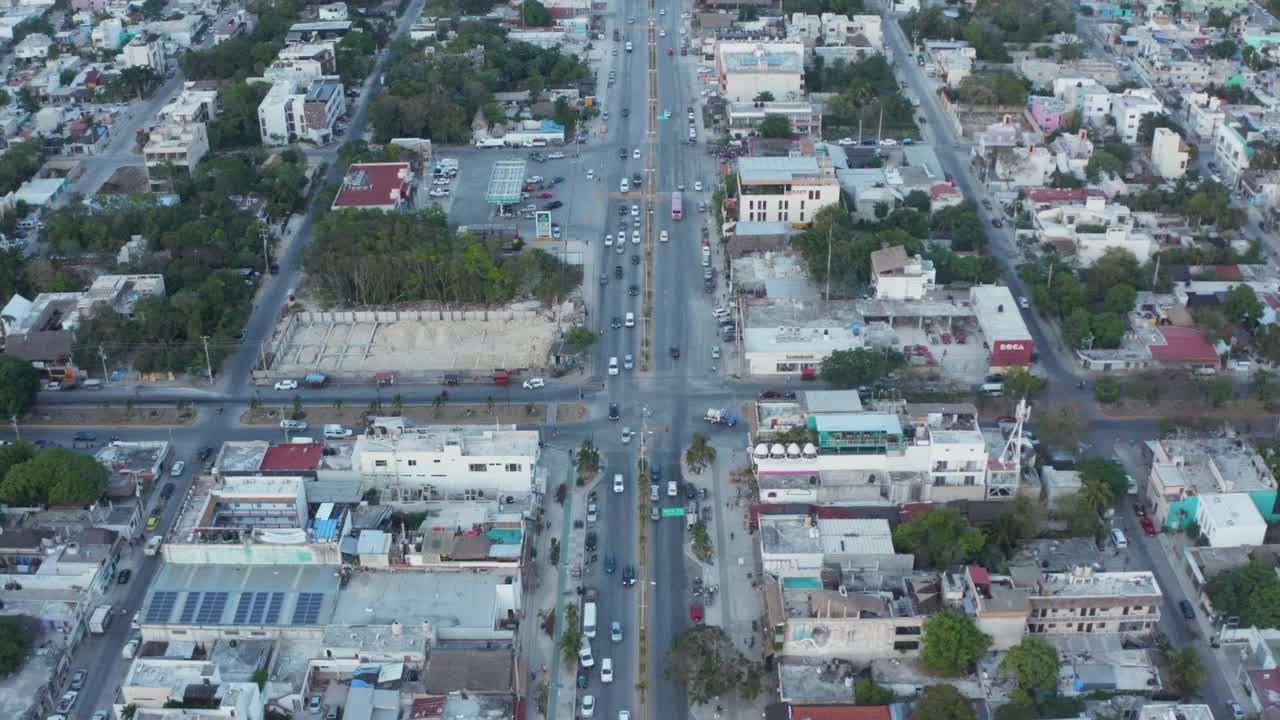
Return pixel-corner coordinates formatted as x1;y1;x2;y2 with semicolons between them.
1029;96;1066;134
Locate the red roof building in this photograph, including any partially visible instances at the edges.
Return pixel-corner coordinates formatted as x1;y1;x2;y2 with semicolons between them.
1148;326;1219;365
1025;187;1107;207
788;706;892;720
331;162;414;212
259;443;324;474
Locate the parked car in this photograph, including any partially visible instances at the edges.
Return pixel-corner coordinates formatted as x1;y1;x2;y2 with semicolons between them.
522;378;546;390
117;569;132;584
170;461;186;476
274;379;299;390
145;514;160;531
56;692;78;714
160;482;176;499
69;670;87;691
690;602;704;622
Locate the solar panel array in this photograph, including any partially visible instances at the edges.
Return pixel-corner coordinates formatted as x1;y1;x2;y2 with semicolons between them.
195;592;229;624
179;592;204;623
146;591;179;623
265;592;285;624
232;592;288;625
291;592;324;625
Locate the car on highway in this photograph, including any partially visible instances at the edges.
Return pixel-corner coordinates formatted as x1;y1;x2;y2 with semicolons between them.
543;201;563;210
146;514;160;531
670;346;680;359
1141;515;1157;536
118;568;132;584
92;712;109;720
428;189;449;198
632;148;640;159
73;431;97;443
991;218;1004;228
618;148;628;159
549;152;566;159
600;658;614;683
586;503;597;524
611;621;623;642
1229;702;1246;720
694;181;703;191
280;419;308;431
613;474;625;493
1018;296;1030;309
712;345;720;360
611;316;623;329
631;204;639;216
1179;599;1195;619
608;357;619;375
69;669;87;690
522;378;545;390
667;481;678;497
609;403;620;421
585;531;598;551
171;460;186;476
160;482;176;499
56;692;78;714
605;553;616;573
659;230;668;242
690;602;704;622
623;354;634;370
628;284;639;296
623;565;636;586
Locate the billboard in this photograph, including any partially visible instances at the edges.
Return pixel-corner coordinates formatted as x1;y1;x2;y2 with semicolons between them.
991;339;1034;367
535;211;552;240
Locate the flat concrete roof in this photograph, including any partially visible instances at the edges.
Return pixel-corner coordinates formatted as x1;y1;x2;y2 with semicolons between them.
1038;570;1160;598
330;569;518;635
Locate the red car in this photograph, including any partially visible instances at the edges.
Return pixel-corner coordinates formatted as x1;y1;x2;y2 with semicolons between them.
537;192;554;199
667;48;674;56
1141;516;1157;536
992;218;1004;228
941;333;952;345
690;602;704;622
759;390;783;399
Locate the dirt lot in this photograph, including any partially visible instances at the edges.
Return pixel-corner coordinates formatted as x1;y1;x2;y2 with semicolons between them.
24;405;198;427
242;402;550;427
556;403;588;423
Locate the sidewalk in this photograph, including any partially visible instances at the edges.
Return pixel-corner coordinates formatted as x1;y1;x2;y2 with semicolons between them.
685;446;771;720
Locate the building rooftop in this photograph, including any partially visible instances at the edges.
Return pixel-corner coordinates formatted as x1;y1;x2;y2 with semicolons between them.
170;475;312;542
142;563;340;627
1037;570;1161;598
331;162;412;210
423;648;514;694
803;390;862;414
970;285;1032;341
124;658;218;699
260;443;324;472
1154;435;1276;494
356;420;540;458
329;568;519;634
1198;493;1266;528
215;441;271;474
721;44;803;74
738;155;826;184
1138;704;1216;720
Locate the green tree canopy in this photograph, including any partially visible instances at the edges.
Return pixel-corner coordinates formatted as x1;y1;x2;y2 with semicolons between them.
894;508;986;569
1000;637;1059;707
854;678;894;705
664;625;763;704
911;684;975;720
819;348;903;388
1104;284;1137;315
758;114;796;138
1225;283;1265;327
1077;458;1128;503
0;616;37;677
1206;560;1280;628
0;448;109;506
0;355;40;418
1164;645;1207;699
0;441;36;480
921;609;993;675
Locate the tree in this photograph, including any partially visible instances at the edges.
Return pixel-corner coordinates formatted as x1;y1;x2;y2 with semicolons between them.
1104;284;1137;315
1001;638;1059;707
0;448;110;506
1086;150;1126;180
1093;375;1122;404
565;326;596;348
1055;491;1104;540
0;355;40;418
685;433;716;467
1038;404;1085;447
903;190;931;213
664;624;762;704
1164;645;1207;699
758;114;795;139
1077;458;1128;502
819;348;902;388
558;603;581;665
894;508;986;569
0;441;35;481
753;91;775;102
1205;560;1280;628
920;609;992;675
854;678;894;705
1225;283;1264;327
1208;38;1238;59
576;440;601;477
0;616;37;677
911;684;974;720
986;496;1046;561
1001;368;1046;399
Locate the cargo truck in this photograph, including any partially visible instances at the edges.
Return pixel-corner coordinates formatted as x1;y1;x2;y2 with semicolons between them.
89;605;112;634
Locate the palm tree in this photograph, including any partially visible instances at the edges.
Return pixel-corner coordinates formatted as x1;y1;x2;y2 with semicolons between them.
0;313;14;351
1081;477;1113;514
431;392;446;418
391;393;403;416
684;433;716;468
333;398;345;412
486;394;496;416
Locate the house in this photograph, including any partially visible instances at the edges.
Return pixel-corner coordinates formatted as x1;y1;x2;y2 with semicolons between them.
1034;195;1156;265
1182;91;1224;140
317;2;348;20
870;245;935;301
1;292;79;384
742;299;868;377
284;20;352;43
1151;127;1189;180
1213;116;1257;185
257;78;345;146
91;17;122;49
1194;494;1267;547
1051;129;1094;179
1029;96;1066;134
994;145;1054;188
726;101;821;138
330;162;414;212
158;85;219;124
143;123;209;189
122;34;165;71
213;10;255;45
14;32;52;60
714;41;806;102
1145;435;1276;533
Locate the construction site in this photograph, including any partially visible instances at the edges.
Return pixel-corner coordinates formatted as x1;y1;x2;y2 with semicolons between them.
260;303;574;381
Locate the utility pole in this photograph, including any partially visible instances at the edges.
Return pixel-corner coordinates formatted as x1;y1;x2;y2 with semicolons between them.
877;106;884;145
824;221;833;302
1046;262;1055;292
10;414;19;441
260;225;272;276
1151;254;1161;289
99;345;108;382
201;336;213;385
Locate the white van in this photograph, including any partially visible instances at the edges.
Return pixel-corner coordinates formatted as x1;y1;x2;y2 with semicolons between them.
122;639;139;659
323;424;353;439
1110;528;1128;549
583;601;598;638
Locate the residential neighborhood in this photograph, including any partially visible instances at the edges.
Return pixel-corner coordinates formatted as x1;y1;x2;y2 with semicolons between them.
3;0;1280;718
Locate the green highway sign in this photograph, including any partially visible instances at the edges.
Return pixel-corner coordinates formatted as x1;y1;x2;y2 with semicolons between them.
661;507;686;517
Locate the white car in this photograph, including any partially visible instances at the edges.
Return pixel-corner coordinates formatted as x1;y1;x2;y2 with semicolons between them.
614;474;625;492
659;7;666;13
659;230;669;242
274;379;299;390
522;377;545;389
620;713;631;720
880;138;898;146
667;481;678;497
428;189;449;197
582;695;596;718
601;658;614;683
633;148;641;159
836;137;856;145
623;353;634;369
631;230;639;244
659;29;666;36
281;419;308;431
608;357;619;376
605;234;614;246
621;426;633;443
689;128;696;138
611;621;624;642
679;27;686;34
631;204;640;216
694;181;703;191
549;151;566;159
171;461;186;476
1018;296;1030;309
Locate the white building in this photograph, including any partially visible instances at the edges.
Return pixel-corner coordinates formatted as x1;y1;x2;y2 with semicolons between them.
351;417;541;497
1213;117;1256;185
1182;91;1224;140
726;101;821;138
714;41;806;102
736;152;840;225
317;1;348;20
870;245;935;300
1193;493;1267;547
257;78;344;146
994;145;1054;187
1151;127;1189;180
91;17;122;49
744;324;867;377
158;85;219;124
1051;129;1094;180
14;32;52;60
1110;88;1164;145
122;34;165;71
143;122;209;189
1034;195;1156;265
786;13;882;50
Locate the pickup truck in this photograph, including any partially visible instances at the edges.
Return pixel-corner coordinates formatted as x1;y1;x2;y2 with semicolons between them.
704;408;737;427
